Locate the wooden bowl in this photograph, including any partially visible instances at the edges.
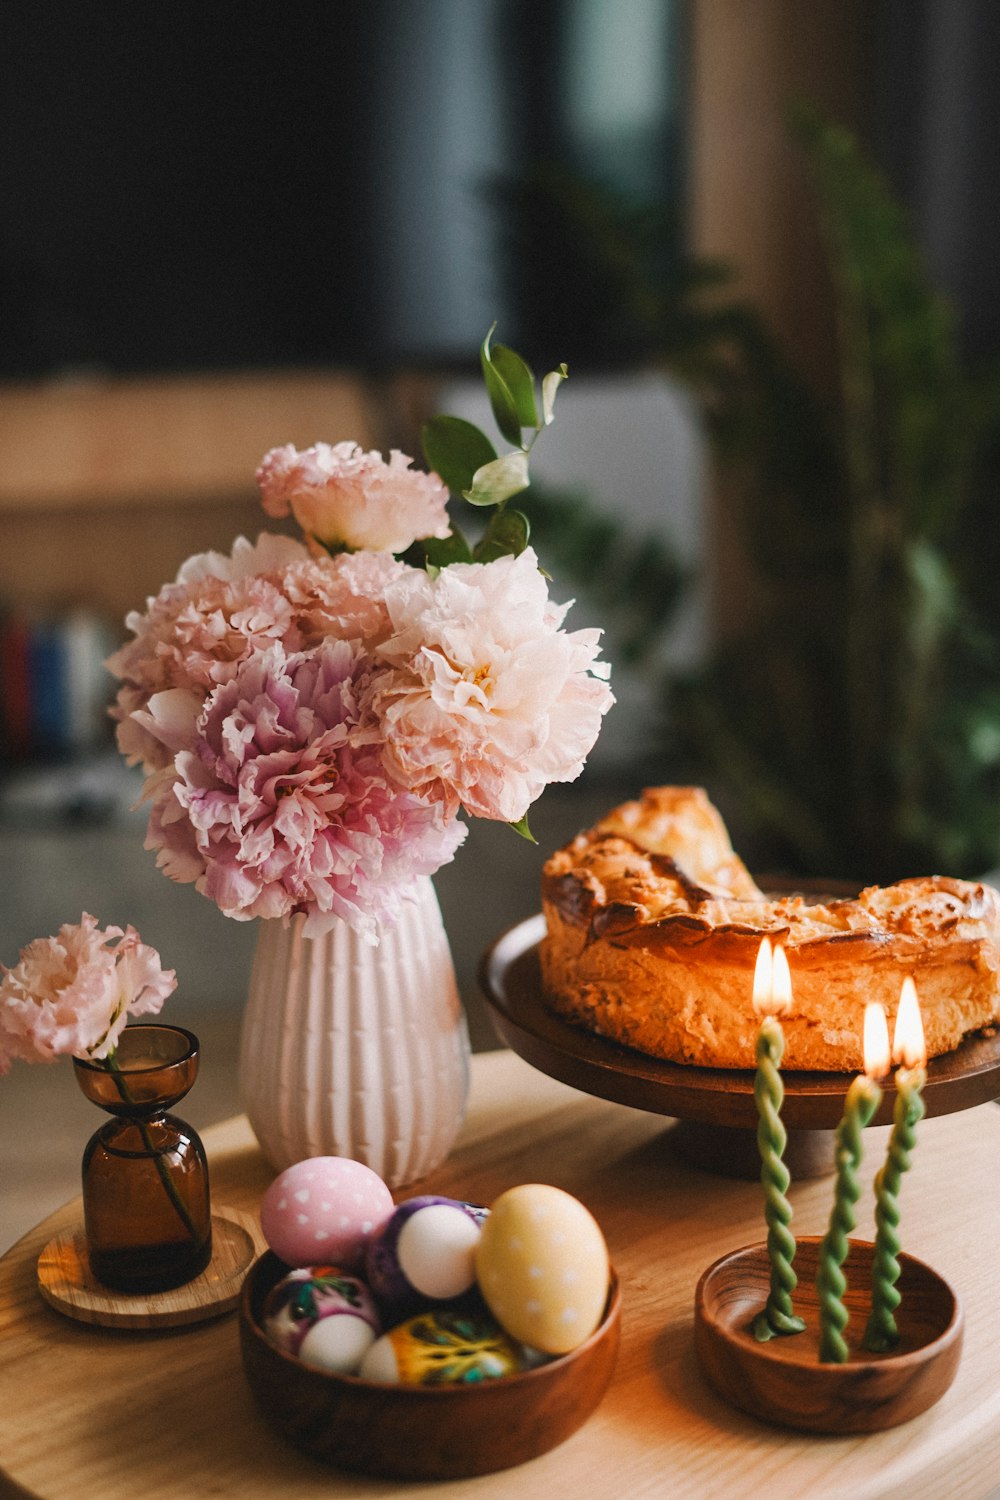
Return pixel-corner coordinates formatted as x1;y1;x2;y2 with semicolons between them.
239;1251;621;1480
694;1236;963;1433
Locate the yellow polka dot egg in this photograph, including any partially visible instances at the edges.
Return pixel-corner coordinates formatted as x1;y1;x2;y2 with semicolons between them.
474;1183;610;1356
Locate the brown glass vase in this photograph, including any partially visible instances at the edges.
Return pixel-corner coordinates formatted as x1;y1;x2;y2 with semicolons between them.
73;1024;212;1292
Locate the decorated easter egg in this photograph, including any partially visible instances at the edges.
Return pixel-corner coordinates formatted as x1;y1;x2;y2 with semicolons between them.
358;1306;522;1386
263;1265;381;1358
365;1195;484;1316
475;1184;609;1355
260;1157;394;1270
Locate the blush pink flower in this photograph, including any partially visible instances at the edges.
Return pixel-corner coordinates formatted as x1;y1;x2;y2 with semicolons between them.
0;916;176;1072
371;548;614;824
257;441;452;554
108;534;408;773
144;641;466;943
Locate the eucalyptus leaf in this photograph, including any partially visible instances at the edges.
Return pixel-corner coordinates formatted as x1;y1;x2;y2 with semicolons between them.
480;327;525;447
490;344;539;428
541;364;569;425
421;415;497;495
463;451;530;507
474;507;530;563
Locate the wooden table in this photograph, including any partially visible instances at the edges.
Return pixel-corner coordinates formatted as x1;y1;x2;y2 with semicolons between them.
2;1050;999;1500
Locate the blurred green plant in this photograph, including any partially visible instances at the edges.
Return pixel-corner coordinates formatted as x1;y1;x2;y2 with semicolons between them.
494;115;1000;881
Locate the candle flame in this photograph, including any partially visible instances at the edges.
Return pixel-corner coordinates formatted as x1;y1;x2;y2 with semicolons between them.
893;976;926;1069
752;937;773;1017
771;943;792;1016
752;937;792;1017
863;1002;891;1080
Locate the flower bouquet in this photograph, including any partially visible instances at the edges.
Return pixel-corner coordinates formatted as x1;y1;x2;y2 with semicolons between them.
105;331;614;1180
108;331;612;946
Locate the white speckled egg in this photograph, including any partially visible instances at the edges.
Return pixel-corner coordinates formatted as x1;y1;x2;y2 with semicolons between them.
474;1184;609;1355
260;1157;394;1271
298;1308;378;1375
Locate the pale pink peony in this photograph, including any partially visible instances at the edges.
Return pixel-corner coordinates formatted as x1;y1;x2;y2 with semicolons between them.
256;441;452;554
0;915;176;1072
143;641;467;944
108;534;408;773
371;548;614;824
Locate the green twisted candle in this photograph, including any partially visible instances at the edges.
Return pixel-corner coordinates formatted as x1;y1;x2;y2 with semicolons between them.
816;1071;882;1362
862;1066;925;1352
751;1012;805;1341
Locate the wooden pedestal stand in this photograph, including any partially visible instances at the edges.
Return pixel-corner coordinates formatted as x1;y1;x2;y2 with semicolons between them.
479;915;1000;1180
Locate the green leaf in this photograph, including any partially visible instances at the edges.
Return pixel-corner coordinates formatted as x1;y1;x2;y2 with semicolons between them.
541;364;568;424
490;344;539;429
422;531;474;569
463;451;530;506
509;813;537;843
474;507;530;563
421;415;497;495
480;326;525;446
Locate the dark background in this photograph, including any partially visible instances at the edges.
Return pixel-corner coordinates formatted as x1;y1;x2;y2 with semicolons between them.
0;1;685;377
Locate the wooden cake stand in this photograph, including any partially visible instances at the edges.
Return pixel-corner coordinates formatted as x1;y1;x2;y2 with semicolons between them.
478;915;1000;1178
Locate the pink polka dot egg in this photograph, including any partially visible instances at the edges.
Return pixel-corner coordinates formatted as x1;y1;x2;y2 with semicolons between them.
260;1156;395;1271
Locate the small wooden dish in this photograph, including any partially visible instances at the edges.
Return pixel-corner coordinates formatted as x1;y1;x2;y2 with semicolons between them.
239;1250;621;1480
37;1209;266;1329
694;1236;963;1433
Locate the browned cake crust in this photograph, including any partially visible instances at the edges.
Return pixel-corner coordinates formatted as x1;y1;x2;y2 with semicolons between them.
540;786;1000;1071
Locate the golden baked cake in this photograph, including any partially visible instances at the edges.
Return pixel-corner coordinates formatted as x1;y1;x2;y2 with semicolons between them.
540;786;1000;1071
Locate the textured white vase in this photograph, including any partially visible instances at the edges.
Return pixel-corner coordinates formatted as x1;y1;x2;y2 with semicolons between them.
238;877;471;1188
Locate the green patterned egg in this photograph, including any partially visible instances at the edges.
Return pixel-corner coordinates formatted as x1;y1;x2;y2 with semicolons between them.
358;1307;522;1386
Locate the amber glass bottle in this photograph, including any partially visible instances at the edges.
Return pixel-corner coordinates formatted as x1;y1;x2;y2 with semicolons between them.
74;1024;212;1292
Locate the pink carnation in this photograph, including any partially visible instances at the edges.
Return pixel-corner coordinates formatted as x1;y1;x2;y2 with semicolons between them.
257;441;452;554
144;641;466;944
372;548;614;823
0;915;176;1072
108;534;407;773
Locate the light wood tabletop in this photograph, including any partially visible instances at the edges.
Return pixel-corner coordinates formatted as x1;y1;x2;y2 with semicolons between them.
2;1049;999;1500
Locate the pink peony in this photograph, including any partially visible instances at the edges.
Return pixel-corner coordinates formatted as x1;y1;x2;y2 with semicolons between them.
371;548;614;823
108;534;408;773
143;641;467;944
0;915;176;1072
256;441;452;554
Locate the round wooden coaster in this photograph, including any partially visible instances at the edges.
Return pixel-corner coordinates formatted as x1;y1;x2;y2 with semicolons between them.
36;1208;267;1329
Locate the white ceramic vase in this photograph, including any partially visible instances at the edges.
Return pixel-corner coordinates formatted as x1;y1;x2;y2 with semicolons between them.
238;877;471;1188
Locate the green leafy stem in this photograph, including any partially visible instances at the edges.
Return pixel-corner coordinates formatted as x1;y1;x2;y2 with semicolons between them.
418;326;569;845
420;324;567;573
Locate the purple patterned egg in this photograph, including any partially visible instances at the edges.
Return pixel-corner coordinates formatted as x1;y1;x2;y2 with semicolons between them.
365;1196;485;1318
263;1265;380;1358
